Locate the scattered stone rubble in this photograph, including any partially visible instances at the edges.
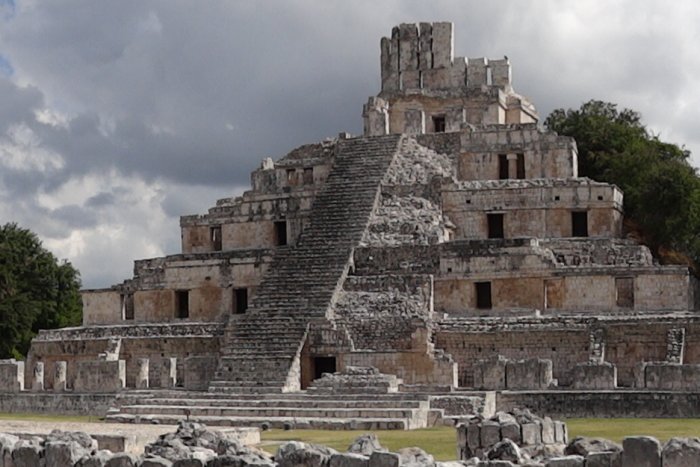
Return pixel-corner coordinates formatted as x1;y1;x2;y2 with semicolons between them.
0;416;699;466
307;366;401;394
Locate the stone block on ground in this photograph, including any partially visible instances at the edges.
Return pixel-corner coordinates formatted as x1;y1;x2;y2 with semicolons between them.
585;451;621;467
661;437;700;467
369;451;400;467
0;359;24;392
545;456;584;467
330;453;370;467
621;436;661;467
565;437;621;457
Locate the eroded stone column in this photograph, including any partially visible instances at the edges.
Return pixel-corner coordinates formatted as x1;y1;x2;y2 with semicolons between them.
161;357;177;388
32;362;44;391
137;358;149;389
54;361;67;392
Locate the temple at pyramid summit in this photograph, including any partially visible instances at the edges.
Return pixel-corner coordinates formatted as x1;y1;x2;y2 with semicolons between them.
14;22;700;428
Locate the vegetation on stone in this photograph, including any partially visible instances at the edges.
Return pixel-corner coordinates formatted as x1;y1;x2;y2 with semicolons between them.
546;100;700;269
0;222;82;358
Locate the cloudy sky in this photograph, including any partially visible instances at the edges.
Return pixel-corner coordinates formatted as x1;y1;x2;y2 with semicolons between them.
1;0;699;289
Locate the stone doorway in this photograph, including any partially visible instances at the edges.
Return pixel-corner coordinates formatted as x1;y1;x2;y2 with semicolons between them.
313;356;336;381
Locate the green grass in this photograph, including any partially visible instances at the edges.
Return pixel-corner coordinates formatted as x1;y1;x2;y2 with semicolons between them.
0;413;102;423
567;418;700;444
260;427;457;461
260;419;700;461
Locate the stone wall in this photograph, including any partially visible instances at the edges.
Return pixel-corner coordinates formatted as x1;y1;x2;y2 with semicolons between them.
0;360;24;392
498;391;700;418
342;349;457;386
26;324;220;389
641;363;700;390
473;356;553;390
443;179;622;240
457;409;567;461
74;360;125;393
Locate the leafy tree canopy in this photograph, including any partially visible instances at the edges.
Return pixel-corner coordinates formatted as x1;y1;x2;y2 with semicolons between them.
545;100;700;269
0;223;82;358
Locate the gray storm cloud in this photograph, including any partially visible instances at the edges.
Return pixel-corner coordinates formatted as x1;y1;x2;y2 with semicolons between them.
0;0;698;288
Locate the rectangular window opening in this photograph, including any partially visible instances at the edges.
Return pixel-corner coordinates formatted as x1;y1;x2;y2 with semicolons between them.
571;211;588;237
498;154;509;180
432;115;446;133
274;220;288;246
616;277;634;309
121;293;134;320
303;167;314;185
516;153;525;179
233;288;248;314
487;213;504;239
175;290;189;319
210;226;222;252
475;282;492;309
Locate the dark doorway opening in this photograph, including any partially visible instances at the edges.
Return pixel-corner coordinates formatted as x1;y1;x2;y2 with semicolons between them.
571;211;588;237
516;153;526;179
233;288;248;314
498;154;509;179
210;226;222;251
274;221;288;246
475;282;492;309
313;356;336;380
175;290;189;319
432;115;446;133
487;213;504;239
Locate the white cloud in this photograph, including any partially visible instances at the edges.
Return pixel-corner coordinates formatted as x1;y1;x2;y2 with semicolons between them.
1;1;699;288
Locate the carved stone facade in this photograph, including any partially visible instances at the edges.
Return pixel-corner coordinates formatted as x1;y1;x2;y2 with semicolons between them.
26;22;699;400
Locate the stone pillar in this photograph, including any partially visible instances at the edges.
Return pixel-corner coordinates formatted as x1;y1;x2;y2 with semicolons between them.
54;361;67;392
161;358;177;388
32;362;44;391
136;358;149;389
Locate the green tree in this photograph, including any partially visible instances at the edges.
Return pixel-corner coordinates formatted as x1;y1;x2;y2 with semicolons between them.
0;223;82;358
545;100;700;267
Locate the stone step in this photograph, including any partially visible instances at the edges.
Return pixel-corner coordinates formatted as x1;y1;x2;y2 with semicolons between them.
135;397;427;409
118;404;421;420
105;413;408;430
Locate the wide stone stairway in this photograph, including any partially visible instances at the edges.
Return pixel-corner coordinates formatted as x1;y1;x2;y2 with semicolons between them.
208;134;404;393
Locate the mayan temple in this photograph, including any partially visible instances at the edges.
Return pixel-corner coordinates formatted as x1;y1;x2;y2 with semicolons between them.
16;22;700;429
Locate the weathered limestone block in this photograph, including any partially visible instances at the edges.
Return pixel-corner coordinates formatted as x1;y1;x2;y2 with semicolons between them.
398;23;418;71
74;359;125;392
545;456;584;467
45;439;93;467
347;433;384;456
368;451;399;467
400;70;421;91
418;23;432;69
449;57;467;88
0;359;24;392
661;437;700;467
480;421;501;449
554;422;567;444
445;107;465;132
473;355;507;390
137;358;149;389
500;423;521;445
0;433;19;467
363;97;389;137
585;451;621;467
403;109;424;135
397;447;434;467
486;439;521;464
488;59;511;89
139;456;173;467
621;436;661;467
54;361;67;392
422;69;451;89
541;417;555;445
570;362;617;390
31;362;44;391
505;359;552;390
12;439;42;467
104;452;138;466
521;423;541;446
431;22;453;68
184;356;217;391
149;357;175;389
329;453;369;467
276;441;337;467
466;58;488;88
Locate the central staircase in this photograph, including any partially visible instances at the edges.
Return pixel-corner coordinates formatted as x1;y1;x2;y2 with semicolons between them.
209;135;403;392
